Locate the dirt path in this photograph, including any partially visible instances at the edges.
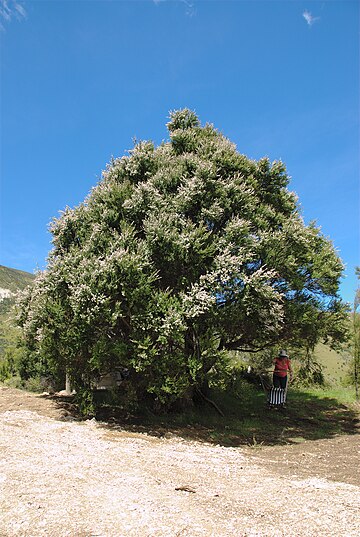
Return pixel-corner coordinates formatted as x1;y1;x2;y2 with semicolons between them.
0;386;359;537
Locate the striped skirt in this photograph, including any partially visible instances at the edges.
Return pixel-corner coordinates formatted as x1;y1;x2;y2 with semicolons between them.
268;386;286;406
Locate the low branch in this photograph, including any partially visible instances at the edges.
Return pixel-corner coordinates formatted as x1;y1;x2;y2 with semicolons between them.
222;340;276;353
195;386;224;417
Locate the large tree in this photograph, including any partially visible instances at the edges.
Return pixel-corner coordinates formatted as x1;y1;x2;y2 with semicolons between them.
18;109;348;407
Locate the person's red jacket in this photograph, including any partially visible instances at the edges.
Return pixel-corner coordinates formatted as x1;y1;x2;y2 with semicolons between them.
273;357;292;378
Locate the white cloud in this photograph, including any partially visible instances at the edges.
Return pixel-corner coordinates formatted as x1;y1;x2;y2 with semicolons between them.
302;9;320;27
14;1;26;18
0;0;11;21
0;0;26;28
153;0;196;17
182;0;196;17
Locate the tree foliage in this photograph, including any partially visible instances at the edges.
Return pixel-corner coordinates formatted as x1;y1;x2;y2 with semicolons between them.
18;109;348;408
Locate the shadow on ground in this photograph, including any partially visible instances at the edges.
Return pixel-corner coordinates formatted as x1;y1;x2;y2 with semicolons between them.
66;389;360;448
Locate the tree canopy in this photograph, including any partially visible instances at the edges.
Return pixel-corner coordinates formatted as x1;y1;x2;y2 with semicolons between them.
18;109;348;408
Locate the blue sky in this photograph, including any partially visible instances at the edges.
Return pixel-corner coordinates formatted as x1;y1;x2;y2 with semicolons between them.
0;0;359;304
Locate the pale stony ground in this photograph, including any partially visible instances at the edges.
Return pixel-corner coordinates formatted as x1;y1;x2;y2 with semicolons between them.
0;387;359;537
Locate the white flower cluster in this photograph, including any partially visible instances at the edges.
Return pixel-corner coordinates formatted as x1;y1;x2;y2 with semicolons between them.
181;284;217;319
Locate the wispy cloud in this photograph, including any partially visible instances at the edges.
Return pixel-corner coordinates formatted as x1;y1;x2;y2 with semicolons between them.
153;0;196;17
0;0;26;29
182;0;196;17
302;9;320;27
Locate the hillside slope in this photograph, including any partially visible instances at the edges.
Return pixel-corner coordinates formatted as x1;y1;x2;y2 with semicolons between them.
314;342;349;385
0;265;35;293
0;265;35;315
0;266;35;361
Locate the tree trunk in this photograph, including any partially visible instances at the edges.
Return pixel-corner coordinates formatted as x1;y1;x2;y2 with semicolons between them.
355;358;359;400
65;372;71;395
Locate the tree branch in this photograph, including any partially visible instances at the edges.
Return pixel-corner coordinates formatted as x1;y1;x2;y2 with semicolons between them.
195;386;224;417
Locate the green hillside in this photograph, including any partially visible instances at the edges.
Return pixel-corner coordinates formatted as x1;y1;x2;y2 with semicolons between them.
314;342;350;385
0;266;35;371
0;265;35;293
0;265;35;316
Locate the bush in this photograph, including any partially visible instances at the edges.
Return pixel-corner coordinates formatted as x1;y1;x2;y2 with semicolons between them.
23;376;44;393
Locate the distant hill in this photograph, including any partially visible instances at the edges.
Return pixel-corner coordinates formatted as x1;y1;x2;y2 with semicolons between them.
0;266;35;315
0;265;35;293
314;342;350;386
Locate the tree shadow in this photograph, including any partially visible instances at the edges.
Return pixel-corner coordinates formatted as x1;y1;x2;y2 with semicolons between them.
271;391;360;442
46;389;360;448
43;393;82;420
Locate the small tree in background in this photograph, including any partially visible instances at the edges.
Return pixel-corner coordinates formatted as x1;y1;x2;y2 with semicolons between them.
17;109;348;411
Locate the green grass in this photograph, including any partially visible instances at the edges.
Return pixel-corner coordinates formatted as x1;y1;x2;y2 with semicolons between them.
298;385;356;405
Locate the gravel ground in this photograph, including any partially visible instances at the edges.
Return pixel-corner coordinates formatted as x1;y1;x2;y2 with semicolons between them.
0;387;359;537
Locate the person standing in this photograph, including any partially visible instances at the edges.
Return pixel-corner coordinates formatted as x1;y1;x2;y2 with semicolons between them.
273;350;293;390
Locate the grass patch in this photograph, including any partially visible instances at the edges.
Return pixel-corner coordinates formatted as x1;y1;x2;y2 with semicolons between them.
298;386;357;405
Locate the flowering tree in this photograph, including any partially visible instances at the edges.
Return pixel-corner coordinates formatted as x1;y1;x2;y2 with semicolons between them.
18;109;348;408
